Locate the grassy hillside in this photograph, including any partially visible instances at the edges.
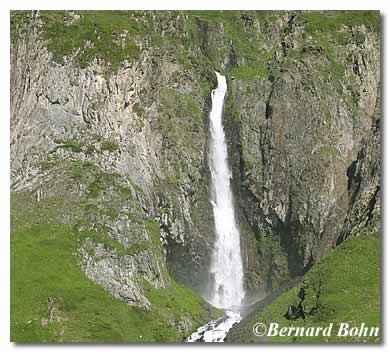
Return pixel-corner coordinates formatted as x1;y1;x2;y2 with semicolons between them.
230;233;381;343
11;210;219;342
11;10;379;76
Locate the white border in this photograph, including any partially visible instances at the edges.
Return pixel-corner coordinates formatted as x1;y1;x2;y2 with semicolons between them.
2;0;388;10
1;1;388;352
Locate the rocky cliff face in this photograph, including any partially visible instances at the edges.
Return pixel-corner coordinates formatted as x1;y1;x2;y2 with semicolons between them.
223;11;380;297
11;10;380;311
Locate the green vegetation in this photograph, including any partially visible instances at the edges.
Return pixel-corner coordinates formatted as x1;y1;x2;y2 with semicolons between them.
297;11;380;35
39;11;140;71
11;223;218;342
79;230;150;257
54;137;83;153
144;219;162;247
38;156;143;226
11;10;378;83
13;10;274;79
189;11;272;80
158;88;204;182
132;102;144;117
53;135;120;156
237;234;380;343
10;11;33;43
53;158;135;200
297;11;378;66
143;279;220;341
160;88;203;125
100;139;119;153
189;11;269;62
11;152;221;342
11;191;81;232
11;11;140;71
128;179;143;193
228;62;268;80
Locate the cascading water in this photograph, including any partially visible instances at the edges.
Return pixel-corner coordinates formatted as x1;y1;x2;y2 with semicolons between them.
208;72;245;310
187;72;245;343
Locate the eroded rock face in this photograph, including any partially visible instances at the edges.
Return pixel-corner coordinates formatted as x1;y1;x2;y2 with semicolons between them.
224;15;380;295
11;11;380;306
10;13;217;305
80;240;168;307
338;101;381;242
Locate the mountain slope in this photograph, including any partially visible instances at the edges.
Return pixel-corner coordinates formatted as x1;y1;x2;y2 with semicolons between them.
226;228;380;343
11;205;220;342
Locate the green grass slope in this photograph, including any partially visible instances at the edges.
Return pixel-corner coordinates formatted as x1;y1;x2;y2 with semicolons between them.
11;222;219;342
232;234;381;343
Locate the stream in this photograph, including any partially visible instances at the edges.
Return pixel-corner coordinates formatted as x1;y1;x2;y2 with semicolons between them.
186;310;241;343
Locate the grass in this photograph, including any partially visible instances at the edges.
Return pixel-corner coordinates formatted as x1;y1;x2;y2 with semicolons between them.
236;234;381;343
12;11;141;72
228;62;268;81
129;179;143;193
100;139;119;153
297;11;380;35
53;135;120;156
11;223;220;342
54;137;83;153
286;11;380;96
79;218;161;257
158;88;204;182
189;11;266;61
42;11;140;71
11;153;220;342
79;229;151;257
38;157;143;226
144;219;162;247
11;224;150;342
160;89;203;123
12;10;379;77
188;11;273;78
132;102;144;117
10;11;33;43
58;159;130;199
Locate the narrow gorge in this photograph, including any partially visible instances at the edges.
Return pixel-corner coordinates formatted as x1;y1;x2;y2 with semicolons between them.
10;10;380;343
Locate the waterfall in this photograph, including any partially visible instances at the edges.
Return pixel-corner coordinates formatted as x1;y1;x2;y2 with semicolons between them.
208;72;245;310
186;72;244;342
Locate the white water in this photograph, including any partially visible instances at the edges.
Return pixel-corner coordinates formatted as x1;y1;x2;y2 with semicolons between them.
186;310;241;343
208;71;245;310
186;72;244;343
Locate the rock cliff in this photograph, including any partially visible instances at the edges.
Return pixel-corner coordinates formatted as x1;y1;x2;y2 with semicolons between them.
11;10;380;325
